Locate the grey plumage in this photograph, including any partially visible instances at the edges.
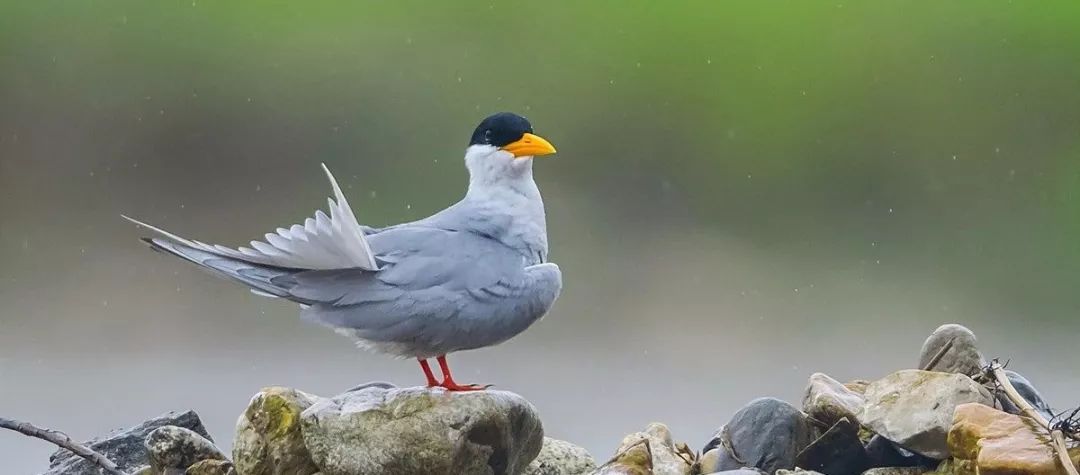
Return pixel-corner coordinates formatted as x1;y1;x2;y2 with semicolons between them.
126;139;562;360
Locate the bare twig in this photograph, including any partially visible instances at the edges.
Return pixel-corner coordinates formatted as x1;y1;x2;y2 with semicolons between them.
0;417;129;475
987;360;1078;475
1052;430;1078;475
921;336;956;371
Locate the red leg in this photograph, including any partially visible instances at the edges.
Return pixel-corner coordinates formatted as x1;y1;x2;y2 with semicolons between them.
434;355;489;391
418;358;439;387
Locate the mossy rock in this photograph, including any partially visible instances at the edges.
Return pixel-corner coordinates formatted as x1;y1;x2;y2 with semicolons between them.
233;387;322;475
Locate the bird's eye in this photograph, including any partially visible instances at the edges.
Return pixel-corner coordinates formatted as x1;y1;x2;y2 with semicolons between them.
484;129;492;143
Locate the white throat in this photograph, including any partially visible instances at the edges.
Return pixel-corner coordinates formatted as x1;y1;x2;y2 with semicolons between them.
460;144;548;262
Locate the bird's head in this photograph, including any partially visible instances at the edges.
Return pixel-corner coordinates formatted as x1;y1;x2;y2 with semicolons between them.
464;112;556;184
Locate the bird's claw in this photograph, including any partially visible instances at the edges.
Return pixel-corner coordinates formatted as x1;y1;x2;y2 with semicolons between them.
431;381;492;392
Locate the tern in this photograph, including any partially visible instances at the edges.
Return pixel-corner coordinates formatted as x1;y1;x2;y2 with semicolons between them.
125;112;561;391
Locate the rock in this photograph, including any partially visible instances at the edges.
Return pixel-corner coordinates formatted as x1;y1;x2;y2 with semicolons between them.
863;435;936;469
930;458;976;474
43;410;211;475
615;423;693;475
703;470;765;475
697;448;722;474
803;373;865;427
300;385;543;475
860;469;927;475
994;370;1054;421
593;439;652;475
525;437;596;475
145;425;227;472
948;402;1080;474
185;459;237;475
844;380;870;395
703;397;815;474
233;386;322;475
917;324;985;375
795;417;868;474
858;370;993;459
775;470;824;474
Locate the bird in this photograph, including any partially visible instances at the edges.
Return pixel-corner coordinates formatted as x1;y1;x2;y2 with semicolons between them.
124;112;562;391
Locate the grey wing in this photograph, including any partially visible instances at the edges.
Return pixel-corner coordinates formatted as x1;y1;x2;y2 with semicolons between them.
274;226;562;356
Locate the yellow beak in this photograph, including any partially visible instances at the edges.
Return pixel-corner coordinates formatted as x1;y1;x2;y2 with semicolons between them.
501;133;557;158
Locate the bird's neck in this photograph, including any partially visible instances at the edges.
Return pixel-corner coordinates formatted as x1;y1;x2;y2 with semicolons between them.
461;171;549;263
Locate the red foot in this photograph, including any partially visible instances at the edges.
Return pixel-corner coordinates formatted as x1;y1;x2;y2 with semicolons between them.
434;379;491;392
415;355;492;391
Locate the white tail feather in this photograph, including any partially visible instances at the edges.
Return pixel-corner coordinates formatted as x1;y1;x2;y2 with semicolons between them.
123;163;379;271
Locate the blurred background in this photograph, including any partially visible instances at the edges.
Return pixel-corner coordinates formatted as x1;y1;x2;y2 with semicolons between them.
3;1;1080;472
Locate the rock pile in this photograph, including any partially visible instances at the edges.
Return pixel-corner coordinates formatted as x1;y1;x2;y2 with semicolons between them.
597;323;1078;475
38;324;1077;475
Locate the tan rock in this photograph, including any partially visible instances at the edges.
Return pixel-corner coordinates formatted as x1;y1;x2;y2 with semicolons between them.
613;423;692;475
185;459;236;475
844;379;871;395
948;402;1080;475
593;439;652;475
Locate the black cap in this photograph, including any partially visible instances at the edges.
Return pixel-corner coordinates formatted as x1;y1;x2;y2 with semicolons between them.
469;112;534;147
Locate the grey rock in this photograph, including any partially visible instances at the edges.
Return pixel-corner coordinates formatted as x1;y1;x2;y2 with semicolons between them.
703;470;765;475
300;385;543;475
802;373;865;427
703;397;815;474
858;370;993;459
795;417;868;475
703;470;766;475
775;470;824;475
863;435;936;469
185;459;237;475
43;410;211;475
592;439;652;475
917;324;985;375
615;423;693;475
525;437;596;475
995;370;1054;421
860;468;928;475
233;386;321;475
145;425;227;472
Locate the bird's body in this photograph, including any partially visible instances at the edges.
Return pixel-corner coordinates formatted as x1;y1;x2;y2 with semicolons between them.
127;112;561;390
